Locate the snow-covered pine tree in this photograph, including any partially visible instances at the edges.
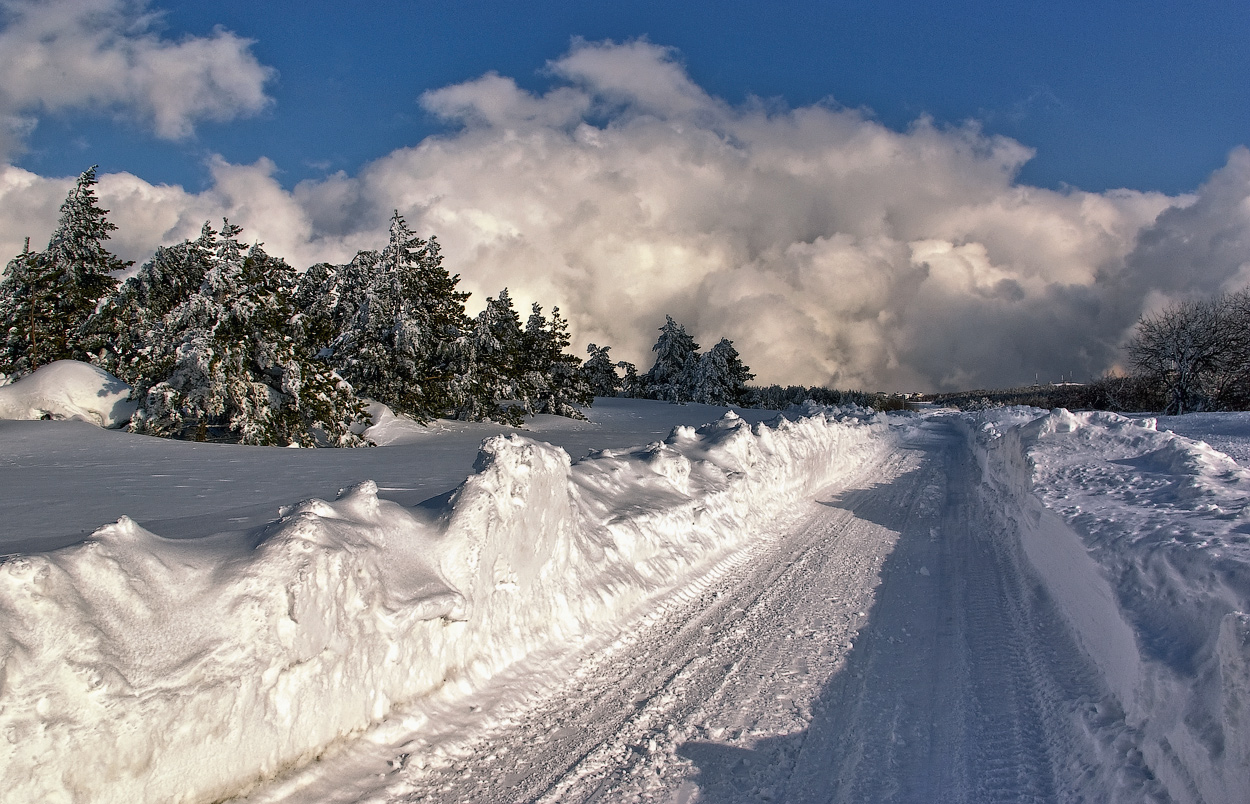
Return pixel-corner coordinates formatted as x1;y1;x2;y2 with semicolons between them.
401;230;470;416
643;315;701;402
617;360;643;398
290;261;338;354
0;167;129;374
86;222;217;382
325;213;469;420
129;221;365;446
581;343;623;397
519;303;591;418
456;288;526;424
694;337;755;405
0;238;60;375
45;167;130;358
297;250;380;355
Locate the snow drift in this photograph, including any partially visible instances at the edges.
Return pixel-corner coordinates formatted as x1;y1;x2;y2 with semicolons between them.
964;408;1250;804
0;406;890;804
0;360;136;428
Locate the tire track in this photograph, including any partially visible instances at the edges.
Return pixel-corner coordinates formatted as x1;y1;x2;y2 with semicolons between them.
241;416;1163;804
364;444;917;804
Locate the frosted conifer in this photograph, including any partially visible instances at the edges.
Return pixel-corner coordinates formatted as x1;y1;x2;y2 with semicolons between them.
456;289;526;424
325;213;469;420
522;303;590;418
129;221;365;446
0;239;59;375
695;337;754;405
580;343;622;397
87;222;216;382
643;315;700;402
618;360;643;398
0;167;129;374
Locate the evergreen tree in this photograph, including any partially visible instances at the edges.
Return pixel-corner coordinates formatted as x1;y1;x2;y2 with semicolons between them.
521;303;591;418
618;360;643;398
46;167;131;357
581;343;623;397
306;250;382;351
128;221;365;446
0;239;59;375
325;212;469;420
291;261;339;356
86;222;216;382
292;261;334;318
456;288;526;424
694;337;754;405
0;167;129;374
403;231;471;415
643;315;701;402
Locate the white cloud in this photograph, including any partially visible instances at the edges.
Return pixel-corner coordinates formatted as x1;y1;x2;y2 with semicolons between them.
11;39;1246;392
0;0;273;154
1122;147;1250;301
548;38;714;119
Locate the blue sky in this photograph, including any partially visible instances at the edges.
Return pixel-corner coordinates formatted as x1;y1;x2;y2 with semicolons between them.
3;0;1250;392
14;0;1250;196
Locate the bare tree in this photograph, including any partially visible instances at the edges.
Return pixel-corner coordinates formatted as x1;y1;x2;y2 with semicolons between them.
1126;293;1248;414
1215;288;1250;409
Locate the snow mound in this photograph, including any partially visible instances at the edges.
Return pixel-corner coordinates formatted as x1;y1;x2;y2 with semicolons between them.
0;360;137;428
350;399;430;445
0;406;891;804
966;408;1250;804
1156;411;1250;467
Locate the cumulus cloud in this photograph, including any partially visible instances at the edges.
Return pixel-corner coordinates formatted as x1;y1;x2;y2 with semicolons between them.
0;0;273;154
1121;148;1250;302
10;38;1250;391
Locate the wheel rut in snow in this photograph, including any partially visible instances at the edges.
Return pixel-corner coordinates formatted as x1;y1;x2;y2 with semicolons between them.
314;441;915;804
244;417;1146;804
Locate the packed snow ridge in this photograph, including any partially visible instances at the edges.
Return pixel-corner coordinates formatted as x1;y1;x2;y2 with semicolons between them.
964;408;1250;804
0;406;891;804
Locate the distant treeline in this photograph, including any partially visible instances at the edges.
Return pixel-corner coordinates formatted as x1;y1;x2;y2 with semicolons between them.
580;317;893;412
0;167;895;447
923;288;1250;415
919;384;1113;412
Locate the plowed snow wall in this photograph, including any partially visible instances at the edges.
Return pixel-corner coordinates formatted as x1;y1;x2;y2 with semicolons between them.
962;408;1250;804
0;408;891;804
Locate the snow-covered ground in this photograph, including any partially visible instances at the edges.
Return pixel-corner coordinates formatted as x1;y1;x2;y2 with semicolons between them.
965;408;1250;804
2;396;1250;804
0;398;778;554
1155;411;1250;467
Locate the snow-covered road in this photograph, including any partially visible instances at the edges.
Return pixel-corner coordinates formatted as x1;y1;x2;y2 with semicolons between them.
240;416;1160;804
5;403;1248;803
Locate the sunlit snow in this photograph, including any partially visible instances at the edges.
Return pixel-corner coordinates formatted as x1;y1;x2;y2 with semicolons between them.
1;392;1249;804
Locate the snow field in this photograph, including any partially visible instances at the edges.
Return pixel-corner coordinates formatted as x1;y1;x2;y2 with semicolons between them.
963;408;1250;804
0;406;891;804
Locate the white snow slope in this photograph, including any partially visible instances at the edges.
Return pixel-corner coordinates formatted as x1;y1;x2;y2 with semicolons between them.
0;407;890;804
964;408;1250;804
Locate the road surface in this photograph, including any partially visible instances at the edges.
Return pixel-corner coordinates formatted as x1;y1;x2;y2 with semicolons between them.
241;416;1159;804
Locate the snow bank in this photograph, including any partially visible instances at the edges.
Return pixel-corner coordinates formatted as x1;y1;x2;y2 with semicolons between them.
0;407;890;804
0;360;136;428
964;408;1250;804
1157;411;1250;467
348;399;430;446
